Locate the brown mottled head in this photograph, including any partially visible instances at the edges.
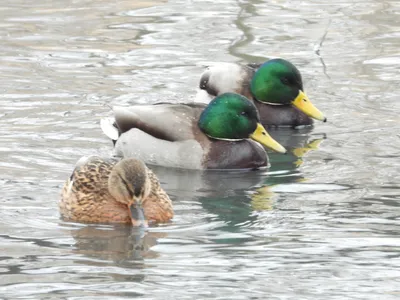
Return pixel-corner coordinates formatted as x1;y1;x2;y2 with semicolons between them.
108;158;151;206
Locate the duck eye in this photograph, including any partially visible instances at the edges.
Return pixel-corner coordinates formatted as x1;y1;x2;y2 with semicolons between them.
281;78;289;85
240;111;248;116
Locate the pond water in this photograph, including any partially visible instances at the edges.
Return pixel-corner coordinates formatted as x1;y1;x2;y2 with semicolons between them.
0;0;399;299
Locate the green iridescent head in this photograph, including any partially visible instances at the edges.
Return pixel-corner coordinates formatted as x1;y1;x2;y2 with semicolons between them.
250;59;327;122
250;58;303;104
198;93;259;140
198;93;287;153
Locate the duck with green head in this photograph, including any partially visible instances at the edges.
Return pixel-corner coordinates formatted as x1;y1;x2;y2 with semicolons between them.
196;58;326;127
101;93;286;170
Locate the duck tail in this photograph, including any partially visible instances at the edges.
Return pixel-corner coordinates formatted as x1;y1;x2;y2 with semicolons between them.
100;117;119;145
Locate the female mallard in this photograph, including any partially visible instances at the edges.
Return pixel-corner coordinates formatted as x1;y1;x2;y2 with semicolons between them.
195;58;327;127
60;156;173;226
101;93;286;170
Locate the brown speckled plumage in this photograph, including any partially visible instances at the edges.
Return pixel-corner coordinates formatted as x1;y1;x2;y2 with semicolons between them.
60;156;173;225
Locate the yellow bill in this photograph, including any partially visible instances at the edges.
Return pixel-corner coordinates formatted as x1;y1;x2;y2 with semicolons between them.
292;90;327;122
250;123;286;153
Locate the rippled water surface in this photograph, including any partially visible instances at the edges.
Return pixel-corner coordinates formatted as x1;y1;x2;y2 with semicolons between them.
1;0;399;299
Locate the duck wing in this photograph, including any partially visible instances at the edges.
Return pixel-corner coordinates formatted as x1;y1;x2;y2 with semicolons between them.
103;102;206;142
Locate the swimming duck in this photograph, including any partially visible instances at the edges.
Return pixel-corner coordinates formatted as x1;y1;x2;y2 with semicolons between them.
60;156;173;226
101;93;286;170
195;58;327;127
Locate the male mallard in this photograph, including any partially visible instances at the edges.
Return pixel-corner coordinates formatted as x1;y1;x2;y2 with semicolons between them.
195;58;327;127
60;156;173;226
101;93;286;170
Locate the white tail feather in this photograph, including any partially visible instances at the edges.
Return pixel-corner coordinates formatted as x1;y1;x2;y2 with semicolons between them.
100;117;119;140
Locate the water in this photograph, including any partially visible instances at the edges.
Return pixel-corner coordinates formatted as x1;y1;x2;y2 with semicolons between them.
0;0;399;299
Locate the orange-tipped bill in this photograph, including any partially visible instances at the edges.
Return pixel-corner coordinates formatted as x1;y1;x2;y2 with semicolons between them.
129;203;148;228
250;123;287;153
292;90;327;122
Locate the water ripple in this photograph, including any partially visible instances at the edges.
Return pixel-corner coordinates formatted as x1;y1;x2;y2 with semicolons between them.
0;0;399;299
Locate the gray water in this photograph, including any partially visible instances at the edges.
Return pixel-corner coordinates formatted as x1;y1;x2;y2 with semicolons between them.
0;0;399;299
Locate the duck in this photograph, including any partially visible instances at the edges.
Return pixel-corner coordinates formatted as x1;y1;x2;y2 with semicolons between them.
101;92;287;170
60;156;173;226
195;58;327;127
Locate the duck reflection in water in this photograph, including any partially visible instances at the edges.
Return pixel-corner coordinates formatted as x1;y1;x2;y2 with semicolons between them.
268;126;326;170
64;129;325;263
66;224;167;264
151;130;325;230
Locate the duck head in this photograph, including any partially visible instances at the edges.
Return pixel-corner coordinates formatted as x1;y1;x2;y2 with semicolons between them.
250;58;326;122
198;93;287;153
108;158;151;228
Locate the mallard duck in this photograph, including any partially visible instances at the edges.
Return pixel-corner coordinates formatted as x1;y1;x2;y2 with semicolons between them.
195;58;327;127
60;156;173;226
101;93;286;170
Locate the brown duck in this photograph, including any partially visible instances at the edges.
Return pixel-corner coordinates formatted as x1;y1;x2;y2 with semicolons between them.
60;156;173;226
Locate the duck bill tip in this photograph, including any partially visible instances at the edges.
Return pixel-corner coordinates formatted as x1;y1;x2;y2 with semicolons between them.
129;203;148;228
292;91;326;122
250;123;287;153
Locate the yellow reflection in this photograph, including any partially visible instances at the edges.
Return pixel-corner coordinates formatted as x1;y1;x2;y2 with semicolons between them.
251;185;276;211
292;138;324;167
295;177;309;183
